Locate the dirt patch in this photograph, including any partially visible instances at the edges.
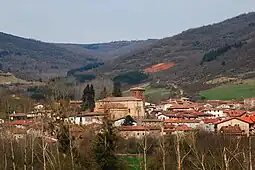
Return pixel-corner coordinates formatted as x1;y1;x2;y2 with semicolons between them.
144;63;175;73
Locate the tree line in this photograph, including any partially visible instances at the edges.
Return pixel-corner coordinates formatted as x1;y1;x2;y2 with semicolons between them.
1;120;255;170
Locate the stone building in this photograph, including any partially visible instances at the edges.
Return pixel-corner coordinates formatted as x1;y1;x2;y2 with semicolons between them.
94;87;145;120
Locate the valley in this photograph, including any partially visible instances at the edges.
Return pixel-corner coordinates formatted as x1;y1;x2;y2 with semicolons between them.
1;12;255;101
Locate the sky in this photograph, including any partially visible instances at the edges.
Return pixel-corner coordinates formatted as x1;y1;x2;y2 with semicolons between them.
1;0;255;43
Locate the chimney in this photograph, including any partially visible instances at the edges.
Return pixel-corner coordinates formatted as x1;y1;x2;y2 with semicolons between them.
130;87;145;103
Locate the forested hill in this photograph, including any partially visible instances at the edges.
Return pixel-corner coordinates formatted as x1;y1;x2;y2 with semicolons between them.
0;32;155;81
99;12;255;92
0;32;100;80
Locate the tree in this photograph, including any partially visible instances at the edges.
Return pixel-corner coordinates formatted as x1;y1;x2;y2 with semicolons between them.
92;118;119;170
112;81;122;97
122;115;136;126
81;84;95;112
89;85;95;112
57;123;70;155
99;87;108;99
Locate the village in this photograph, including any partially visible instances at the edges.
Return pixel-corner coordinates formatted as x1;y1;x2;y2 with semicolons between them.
2;86;255;142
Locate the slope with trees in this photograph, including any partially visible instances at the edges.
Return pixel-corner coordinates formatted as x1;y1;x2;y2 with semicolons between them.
99;12;255;95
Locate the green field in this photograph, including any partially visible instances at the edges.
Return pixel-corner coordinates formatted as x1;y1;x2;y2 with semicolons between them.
200;82;255;100
144;86;172;103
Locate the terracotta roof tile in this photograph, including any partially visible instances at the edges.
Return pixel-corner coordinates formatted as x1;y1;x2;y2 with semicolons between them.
119;126;149;131
202;118;221;124
100;97;142;102
219;125;243;134
164;118;200;123
4;120;34;126
215;117;254;125
175;125;193;131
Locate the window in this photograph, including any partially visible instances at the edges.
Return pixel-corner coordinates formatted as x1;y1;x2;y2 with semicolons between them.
128;109;130;113
137;133;139;135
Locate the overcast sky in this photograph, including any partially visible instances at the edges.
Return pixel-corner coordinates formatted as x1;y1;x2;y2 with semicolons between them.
1;0;255;43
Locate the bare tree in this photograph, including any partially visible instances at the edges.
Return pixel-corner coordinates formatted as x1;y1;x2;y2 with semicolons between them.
159;125;166;170
10;136;16;170
1;131;7;170
249;136;253;170
24;134;27;170
175;133;192;170
138;130;152;170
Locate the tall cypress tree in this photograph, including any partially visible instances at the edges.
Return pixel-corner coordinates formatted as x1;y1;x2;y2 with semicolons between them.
112;81;122;97
81;84;95;112
89;85;95;112
81;84;90;111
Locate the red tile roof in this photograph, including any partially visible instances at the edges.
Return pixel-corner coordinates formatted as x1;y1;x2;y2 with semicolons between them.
219;125;243;134
4;120;34;126
100;97;142;102
175;125;193;131
224;110;246;117
164;118;200;123
202;118;221;124
119;126;149;131
215;117;254;125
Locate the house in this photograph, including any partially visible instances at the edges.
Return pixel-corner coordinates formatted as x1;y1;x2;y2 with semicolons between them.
201;109;227;117
219;125;244;135
164;118;200;129
9;113;27;121
119;126;150;139
199;118;221;132
163;124;194;135
224;110;246;117
69;100;83;109
4;120;34;129
113;117;126;127
119;125;161;139
140;119;162;128
67;112;105;125
157;113;171;120
215;117;255;136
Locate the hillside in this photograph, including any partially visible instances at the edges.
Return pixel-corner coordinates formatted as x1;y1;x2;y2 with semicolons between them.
0;32;103;81
58;39;156;61
0;32;155;81
99;12;255;94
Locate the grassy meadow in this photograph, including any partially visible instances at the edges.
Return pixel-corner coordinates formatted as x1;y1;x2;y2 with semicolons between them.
200;80;255;100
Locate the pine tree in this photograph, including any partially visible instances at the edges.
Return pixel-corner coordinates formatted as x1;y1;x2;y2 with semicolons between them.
112;81;122;97
99;87;108;99
92;118;119;170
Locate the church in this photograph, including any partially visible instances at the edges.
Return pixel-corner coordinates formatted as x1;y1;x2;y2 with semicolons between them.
94;87;146;120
